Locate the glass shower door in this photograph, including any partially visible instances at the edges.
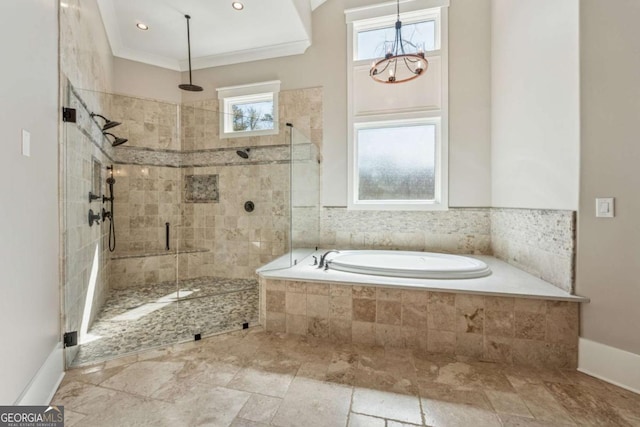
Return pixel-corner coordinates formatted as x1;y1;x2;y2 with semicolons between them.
171;105;268;341
61;86;182;367
290;126;321;265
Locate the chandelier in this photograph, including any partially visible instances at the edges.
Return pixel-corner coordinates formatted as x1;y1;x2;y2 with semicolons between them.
369;0;428;84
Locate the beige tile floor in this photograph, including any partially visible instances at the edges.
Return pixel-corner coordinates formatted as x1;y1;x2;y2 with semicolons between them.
52;328;640;427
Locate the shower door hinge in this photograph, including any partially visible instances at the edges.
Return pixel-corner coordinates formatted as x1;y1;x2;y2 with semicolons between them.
63;331;78;348
62;107;77;123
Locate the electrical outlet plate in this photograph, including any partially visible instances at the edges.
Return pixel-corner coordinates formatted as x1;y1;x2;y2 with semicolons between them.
596;197;614;218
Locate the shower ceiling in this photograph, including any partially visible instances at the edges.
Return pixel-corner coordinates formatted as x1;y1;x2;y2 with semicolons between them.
97;0;326;71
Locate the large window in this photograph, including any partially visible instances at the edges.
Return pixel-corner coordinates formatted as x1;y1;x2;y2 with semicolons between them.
356;120;439;204
217;81;280;138
346;1;448;210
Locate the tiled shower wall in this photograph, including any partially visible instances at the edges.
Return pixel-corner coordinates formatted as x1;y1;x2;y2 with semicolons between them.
178;163;290;280
107;96;180;151
110;164;183;254
106;87;322;287
182;87;323;150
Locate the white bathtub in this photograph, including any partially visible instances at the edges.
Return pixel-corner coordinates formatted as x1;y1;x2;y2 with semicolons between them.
326;250;491;279
257;250;589;301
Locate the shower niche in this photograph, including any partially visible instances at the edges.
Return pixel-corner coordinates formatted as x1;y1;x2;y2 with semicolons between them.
61;83;321;367
184;174;219;203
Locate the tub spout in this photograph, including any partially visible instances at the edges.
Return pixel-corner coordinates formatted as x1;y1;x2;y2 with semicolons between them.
318;250;340;268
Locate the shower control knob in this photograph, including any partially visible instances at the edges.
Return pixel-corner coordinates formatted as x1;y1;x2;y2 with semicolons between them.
244;201;255;213
88;209;101;227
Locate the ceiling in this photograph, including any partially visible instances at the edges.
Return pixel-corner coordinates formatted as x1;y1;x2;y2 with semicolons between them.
97;0;326;71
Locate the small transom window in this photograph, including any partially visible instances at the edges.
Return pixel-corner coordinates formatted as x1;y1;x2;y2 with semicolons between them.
217;81;280;138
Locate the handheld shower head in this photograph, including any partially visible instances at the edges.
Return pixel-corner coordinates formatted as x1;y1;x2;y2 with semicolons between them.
91;113;121;131
236;148;250;159
103;132;128;147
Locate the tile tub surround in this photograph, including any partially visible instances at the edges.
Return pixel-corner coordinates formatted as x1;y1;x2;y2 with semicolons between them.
53;328;640;427
320;207;577;293
320;207;492;255
491;208;576;293
258;253;585;369
261;279;579;369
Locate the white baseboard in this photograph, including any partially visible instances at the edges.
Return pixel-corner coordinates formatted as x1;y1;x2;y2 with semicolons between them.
14;343;65;405
578;338;640;394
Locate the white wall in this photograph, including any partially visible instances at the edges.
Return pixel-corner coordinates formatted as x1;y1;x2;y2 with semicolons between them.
0;0;60;404
449;0;491;206
577;0;640;356
113;58;182;104
491;0;579;210
176;0;492;207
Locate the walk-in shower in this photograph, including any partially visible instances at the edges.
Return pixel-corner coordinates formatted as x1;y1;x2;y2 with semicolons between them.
61;84;320;366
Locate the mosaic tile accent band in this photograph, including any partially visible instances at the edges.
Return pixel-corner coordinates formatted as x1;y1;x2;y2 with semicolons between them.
261;278;579;369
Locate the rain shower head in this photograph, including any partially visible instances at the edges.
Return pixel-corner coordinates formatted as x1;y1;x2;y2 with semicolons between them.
236;148;250;159
178;83;204;92
91;113;121;131
103;132;128;147
179;15;203;92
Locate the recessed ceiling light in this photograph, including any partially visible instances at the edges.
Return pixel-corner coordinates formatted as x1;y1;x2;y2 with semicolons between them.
136;22;149;31
232;2;244;10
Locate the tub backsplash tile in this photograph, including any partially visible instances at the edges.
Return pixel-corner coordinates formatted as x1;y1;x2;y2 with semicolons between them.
490;208;576;293
320;207;576;293
320;208;491;254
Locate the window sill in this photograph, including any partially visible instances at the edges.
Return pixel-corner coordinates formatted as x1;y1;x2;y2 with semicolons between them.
220;128;279;139
347;201;449;211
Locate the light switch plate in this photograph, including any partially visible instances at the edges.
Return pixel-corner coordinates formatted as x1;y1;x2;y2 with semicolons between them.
596;197;614;218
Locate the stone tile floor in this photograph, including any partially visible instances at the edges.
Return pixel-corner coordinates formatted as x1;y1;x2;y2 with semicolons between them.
53;328;640;427
71;277;258;366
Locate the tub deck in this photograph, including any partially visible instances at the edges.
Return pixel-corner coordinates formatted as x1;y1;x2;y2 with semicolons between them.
258;250;588;302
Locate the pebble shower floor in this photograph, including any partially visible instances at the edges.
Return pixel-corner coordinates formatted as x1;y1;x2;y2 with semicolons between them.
71;277;258;366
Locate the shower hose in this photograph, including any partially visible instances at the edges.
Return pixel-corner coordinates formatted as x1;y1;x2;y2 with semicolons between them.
107;176;116;252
